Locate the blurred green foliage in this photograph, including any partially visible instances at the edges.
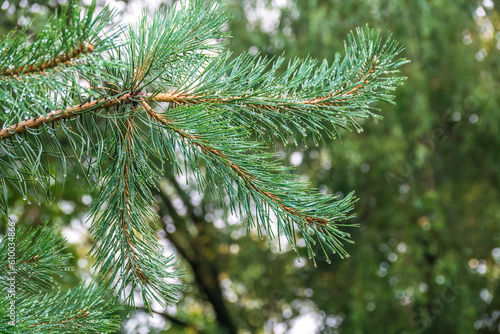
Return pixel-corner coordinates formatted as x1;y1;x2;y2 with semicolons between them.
1;0;499;333
221;1;500;333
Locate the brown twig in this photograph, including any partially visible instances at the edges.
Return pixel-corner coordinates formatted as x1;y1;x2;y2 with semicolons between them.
2;255;40;269
0;92;135;140
120;109;150;283
28;308;90;328
21;254;40;264
1;43;95;77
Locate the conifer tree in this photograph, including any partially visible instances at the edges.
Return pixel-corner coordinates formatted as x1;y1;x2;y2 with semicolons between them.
0;0;407;331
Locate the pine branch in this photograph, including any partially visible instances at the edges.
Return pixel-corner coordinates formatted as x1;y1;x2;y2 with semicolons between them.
0;29;406;143
0;283;122;333
0;0;120;134
0;224;122;333
144;100;329;228
147;27;408;144
143;101;357;260
151;53;380;108
0;1;117;78
0;0;408;316
124;0;230;90
88;104;183;312
0;223;71;293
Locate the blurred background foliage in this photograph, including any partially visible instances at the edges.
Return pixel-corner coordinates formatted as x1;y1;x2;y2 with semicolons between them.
1;0;499;333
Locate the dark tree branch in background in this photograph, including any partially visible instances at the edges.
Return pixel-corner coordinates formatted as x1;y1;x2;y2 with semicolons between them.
136;307;192;329
157;182;238;334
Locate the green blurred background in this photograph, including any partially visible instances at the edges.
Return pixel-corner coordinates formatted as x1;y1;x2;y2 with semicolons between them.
1;0;499;333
